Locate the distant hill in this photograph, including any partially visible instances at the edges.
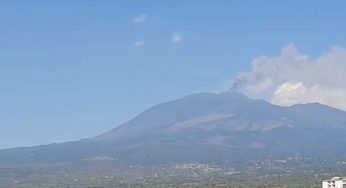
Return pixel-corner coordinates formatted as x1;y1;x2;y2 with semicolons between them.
1;91;346;166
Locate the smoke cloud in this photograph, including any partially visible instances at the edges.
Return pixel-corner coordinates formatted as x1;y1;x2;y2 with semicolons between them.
232;43;346;111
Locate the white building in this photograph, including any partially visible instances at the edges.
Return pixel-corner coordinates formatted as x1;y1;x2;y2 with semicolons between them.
322;177;346;188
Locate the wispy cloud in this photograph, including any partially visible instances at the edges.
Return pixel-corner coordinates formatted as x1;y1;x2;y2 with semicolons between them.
133;40;145;48
232;43;346;111
171;33;182;43
132;14;147;24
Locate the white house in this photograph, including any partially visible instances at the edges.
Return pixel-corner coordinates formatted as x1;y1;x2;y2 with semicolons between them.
322;177;346;188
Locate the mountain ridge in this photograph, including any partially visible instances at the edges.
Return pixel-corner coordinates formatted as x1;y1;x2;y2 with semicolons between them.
1;91;346;166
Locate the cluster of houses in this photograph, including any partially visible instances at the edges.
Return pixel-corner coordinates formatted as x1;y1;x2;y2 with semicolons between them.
322;177;346;188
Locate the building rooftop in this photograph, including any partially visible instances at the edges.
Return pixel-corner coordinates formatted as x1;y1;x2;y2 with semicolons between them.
323;177;346;182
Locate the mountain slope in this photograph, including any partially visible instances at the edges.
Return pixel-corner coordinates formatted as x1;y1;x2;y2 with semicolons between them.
1;91;346;166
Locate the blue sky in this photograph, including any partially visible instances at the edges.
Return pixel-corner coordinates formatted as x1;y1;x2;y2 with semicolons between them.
1;0;346;149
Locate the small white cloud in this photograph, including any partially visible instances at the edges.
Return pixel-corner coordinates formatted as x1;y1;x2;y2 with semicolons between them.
271;82;308;106
134;40;145;48
132;14;147;23
172;33;182;43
